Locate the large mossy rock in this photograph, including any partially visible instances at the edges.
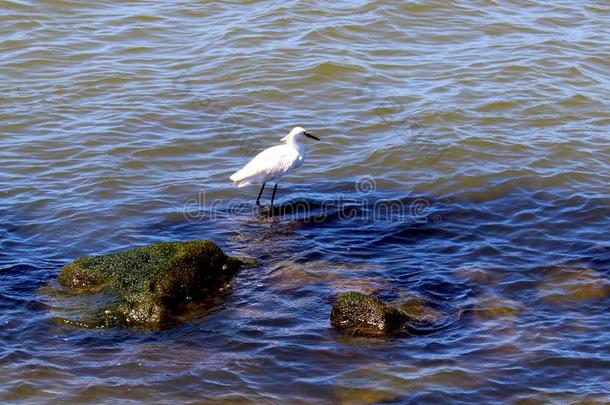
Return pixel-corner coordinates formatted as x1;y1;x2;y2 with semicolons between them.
56;240;249;329
330;291;439;337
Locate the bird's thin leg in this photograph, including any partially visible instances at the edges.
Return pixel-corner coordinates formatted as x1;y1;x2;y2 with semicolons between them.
256;182;266;206
270;183;278;207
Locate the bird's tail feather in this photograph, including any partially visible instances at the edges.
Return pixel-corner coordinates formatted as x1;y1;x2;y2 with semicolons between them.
230;171;250;188
232;179;250;188
229;171;243;181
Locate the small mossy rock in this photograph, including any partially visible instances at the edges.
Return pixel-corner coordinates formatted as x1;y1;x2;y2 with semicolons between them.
330;292;408;336
56;240;248;329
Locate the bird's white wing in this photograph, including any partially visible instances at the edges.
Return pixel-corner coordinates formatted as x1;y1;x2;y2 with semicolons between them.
230;144;301;186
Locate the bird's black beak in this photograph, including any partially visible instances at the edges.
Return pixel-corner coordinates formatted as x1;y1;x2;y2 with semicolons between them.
304;131;320;141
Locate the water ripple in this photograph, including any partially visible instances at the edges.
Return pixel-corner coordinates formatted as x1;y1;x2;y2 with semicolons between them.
2;0;610;402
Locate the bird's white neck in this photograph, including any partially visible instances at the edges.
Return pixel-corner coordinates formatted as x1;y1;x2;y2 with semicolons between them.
283;136;307;155
281;133;298;143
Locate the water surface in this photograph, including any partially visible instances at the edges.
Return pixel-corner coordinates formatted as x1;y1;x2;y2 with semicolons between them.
1;0;610;403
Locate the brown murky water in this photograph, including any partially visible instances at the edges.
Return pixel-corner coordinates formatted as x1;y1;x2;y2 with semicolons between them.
1;0;609;403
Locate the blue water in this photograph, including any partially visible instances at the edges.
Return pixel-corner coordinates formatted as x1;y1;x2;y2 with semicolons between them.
1;0;610;403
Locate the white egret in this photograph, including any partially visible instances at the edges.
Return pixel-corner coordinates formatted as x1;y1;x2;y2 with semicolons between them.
229;126;320;206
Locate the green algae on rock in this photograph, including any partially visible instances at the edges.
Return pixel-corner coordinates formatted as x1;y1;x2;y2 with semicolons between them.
330;292;407;336
330;291;437;337
56;240;250;329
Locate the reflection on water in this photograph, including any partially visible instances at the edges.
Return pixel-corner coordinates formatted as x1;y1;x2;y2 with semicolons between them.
2;0;610;403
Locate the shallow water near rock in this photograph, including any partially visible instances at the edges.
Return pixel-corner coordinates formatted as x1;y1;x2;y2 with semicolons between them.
1;0;610;403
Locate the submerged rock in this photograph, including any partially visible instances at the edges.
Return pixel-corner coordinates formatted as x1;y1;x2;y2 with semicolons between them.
536;265;610;303
55;240;250;329
397;296;443;325
330;291;436;336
